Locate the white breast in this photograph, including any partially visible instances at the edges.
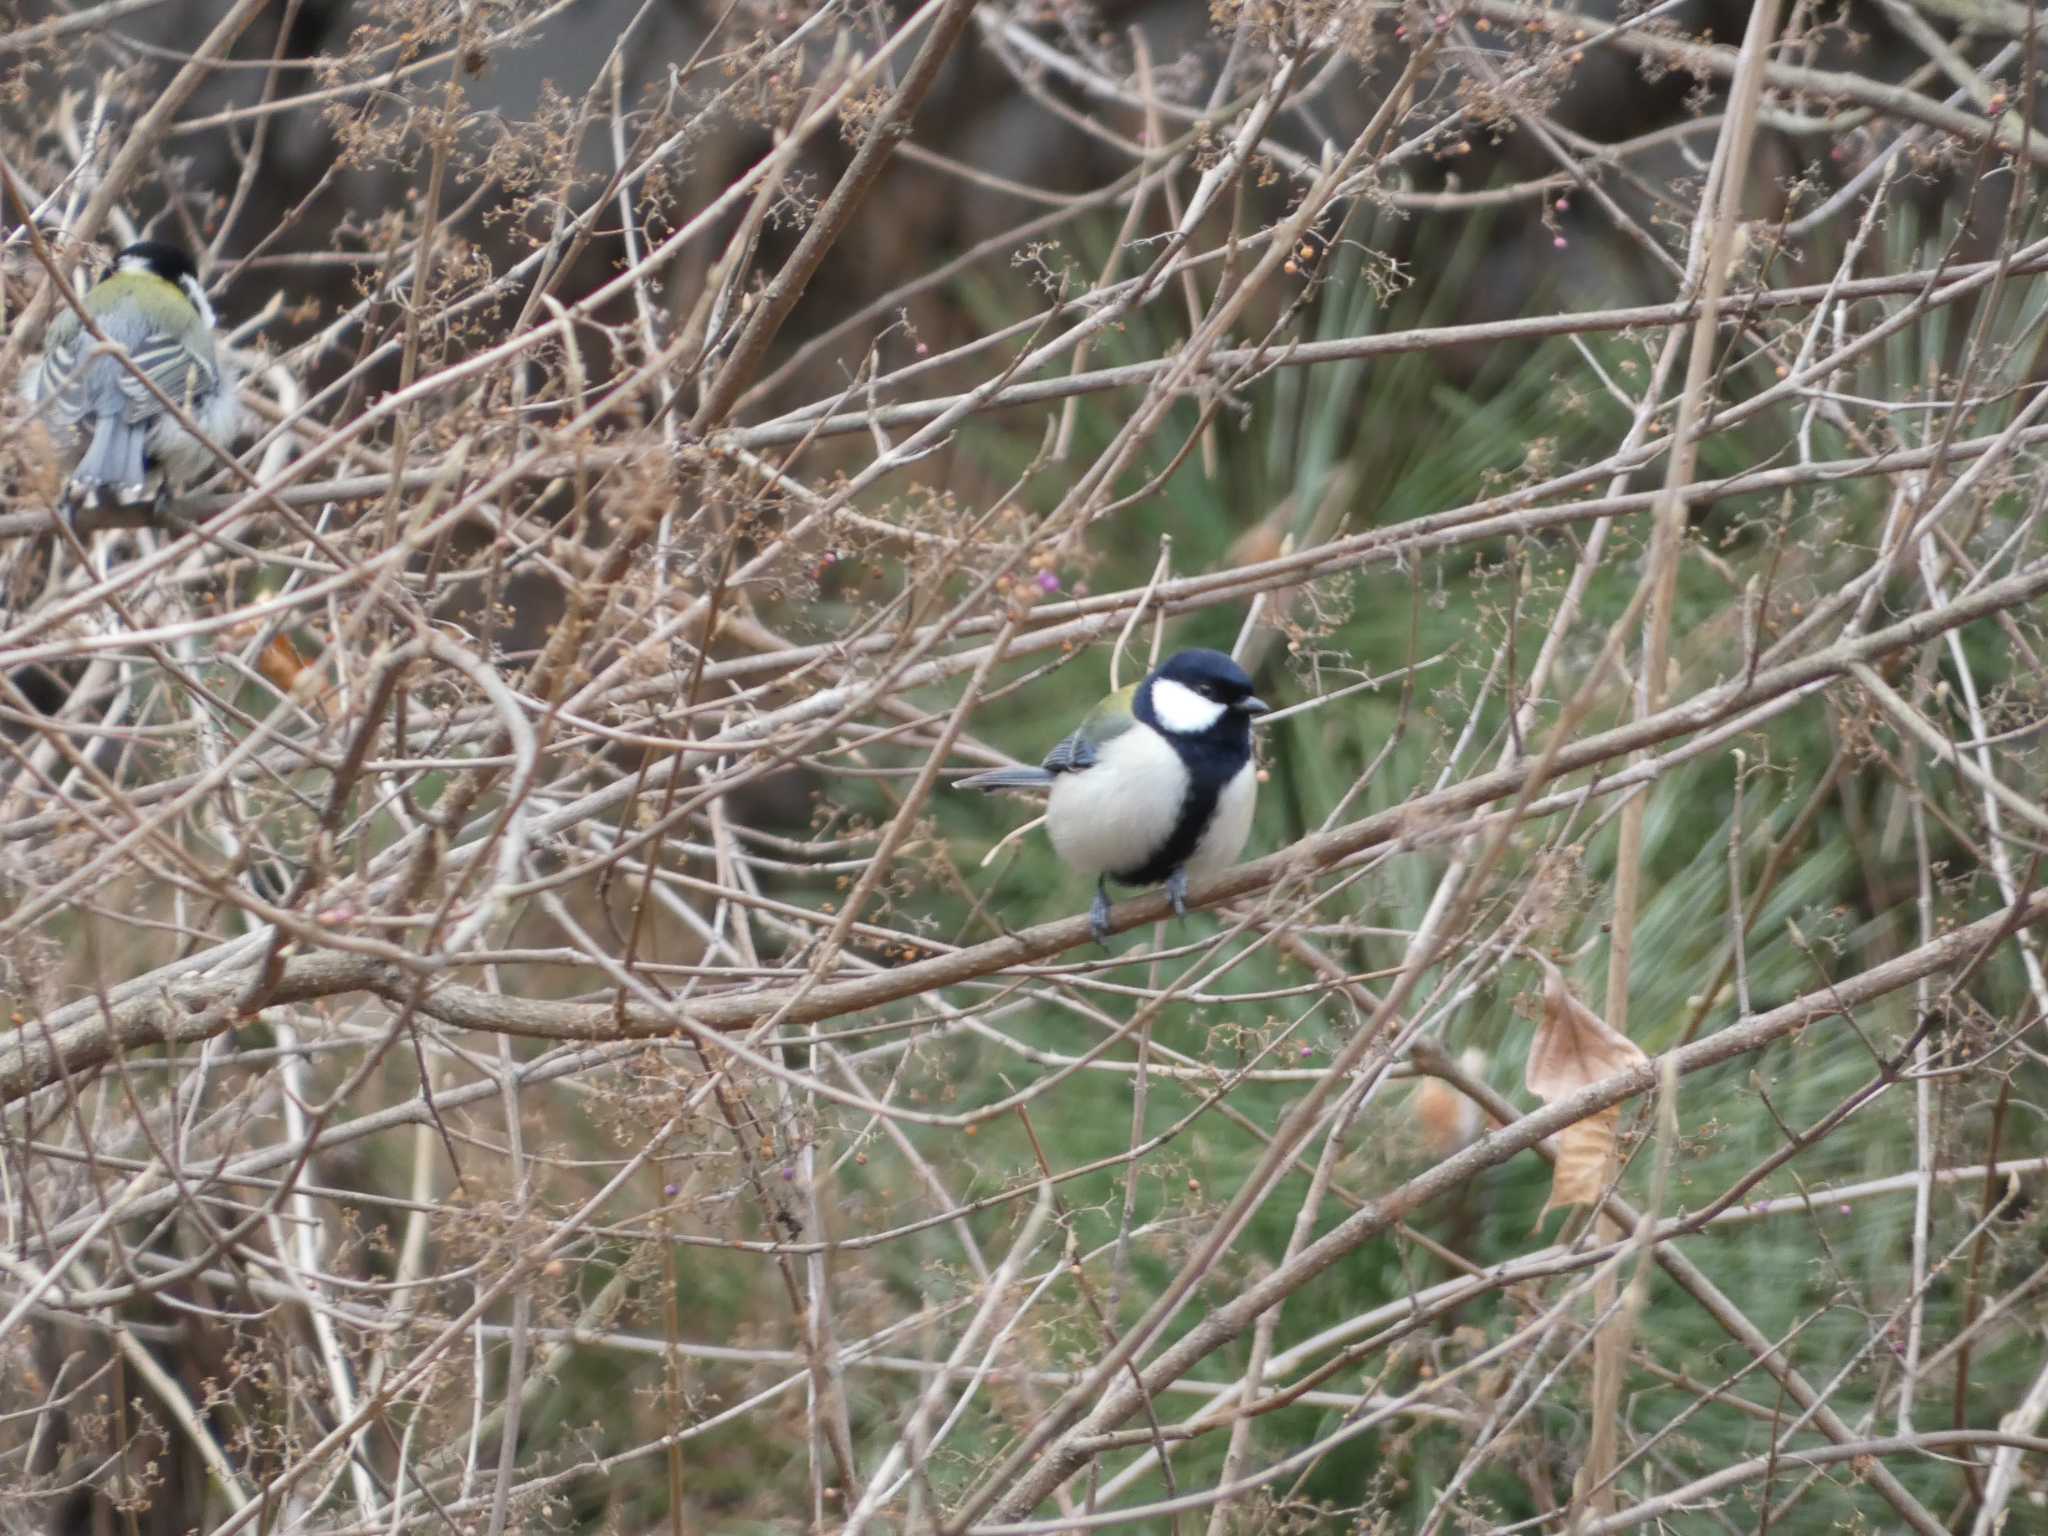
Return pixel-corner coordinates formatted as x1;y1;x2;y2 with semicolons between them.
1185;759;1258;880
1044;726;1188;880
1044;733;1259;889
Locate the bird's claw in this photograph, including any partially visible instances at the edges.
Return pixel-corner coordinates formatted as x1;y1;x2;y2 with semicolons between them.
1090;879;1113;947
1167;867;1190;919
56;480;99;537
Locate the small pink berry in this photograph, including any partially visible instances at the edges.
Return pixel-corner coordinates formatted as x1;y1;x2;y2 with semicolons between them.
1554;235;1568;249
1036;570;1062;594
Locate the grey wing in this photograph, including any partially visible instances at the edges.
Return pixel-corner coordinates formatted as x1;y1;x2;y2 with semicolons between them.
25;313;90;427
111;333;218;421
954;765;1057;792
955;724;1106;790
1040;727;1099;774
31;311;218;425
957;689;1138;789
1040;689;1139;774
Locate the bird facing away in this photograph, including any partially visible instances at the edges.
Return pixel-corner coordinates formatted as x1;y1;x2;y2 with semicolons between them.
956;648;1269;942
23;240;241;514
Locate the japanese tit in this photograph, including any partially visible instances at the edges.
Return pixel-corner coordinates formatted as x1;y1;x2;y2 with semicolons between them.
24;240;241;512
957;648;1268;942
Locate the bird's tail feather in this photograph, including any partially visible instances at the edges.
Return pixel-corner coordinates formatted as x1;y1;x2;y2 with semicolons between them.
70;414;148;500
954;766;1057;792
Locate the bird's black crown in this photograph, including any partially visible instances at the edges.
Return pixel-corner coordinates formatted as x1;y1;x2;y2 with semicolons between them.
116;240;200;286
1153;648;1259;707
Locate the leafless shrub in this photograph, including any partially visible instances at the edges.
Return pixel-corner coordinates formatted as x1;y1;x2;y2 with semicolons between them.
4;0;2048;1532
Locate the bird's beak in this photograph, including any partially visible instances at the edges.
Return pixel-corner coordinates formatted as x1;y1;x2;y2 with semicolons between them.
1237;696;1270;717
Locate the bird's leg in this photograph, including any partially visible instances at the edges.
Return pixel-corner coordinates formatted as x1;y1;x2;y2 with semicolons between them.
55;481;101;540
1090;878;1113;946
1167;866;1190;919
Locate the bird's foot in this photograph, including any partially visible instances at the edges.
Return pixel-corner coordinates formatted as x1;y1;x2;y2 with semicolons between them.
1090;879;1113;947
56;478;145;537
1167;867;1190;919
56;479;101;536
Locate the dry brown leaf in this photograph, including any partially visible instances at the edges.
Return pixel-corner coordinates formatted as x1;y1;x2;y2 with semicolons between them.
254;631;311;695
1547;1108;1622;1215
1525;957;1650;1100
229;620;338;721
1525;958;1648;1217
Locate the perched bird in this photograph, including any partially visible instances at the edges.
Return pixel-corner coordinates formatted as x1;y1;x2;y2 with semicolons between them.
957;648;1268;942
23;240;240;513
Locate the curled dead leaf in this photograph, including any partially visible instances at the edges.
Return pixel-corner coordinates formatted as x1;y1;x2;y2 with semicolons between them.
254;631;311;695
228;620;337;721
1526;957;1650;1101
1546;1108;1622;1217
1526;957;1648;1218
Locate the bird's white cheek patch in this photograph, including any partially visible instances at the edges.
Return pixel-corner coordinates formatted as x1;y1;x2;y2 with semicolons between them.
1150;677;1226;734
181;277;218;328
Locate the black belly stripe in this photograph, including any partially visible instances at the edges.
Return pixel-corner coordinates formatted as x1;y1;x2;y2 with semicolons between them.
1111;686;1254;889
1114;773;1215;888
